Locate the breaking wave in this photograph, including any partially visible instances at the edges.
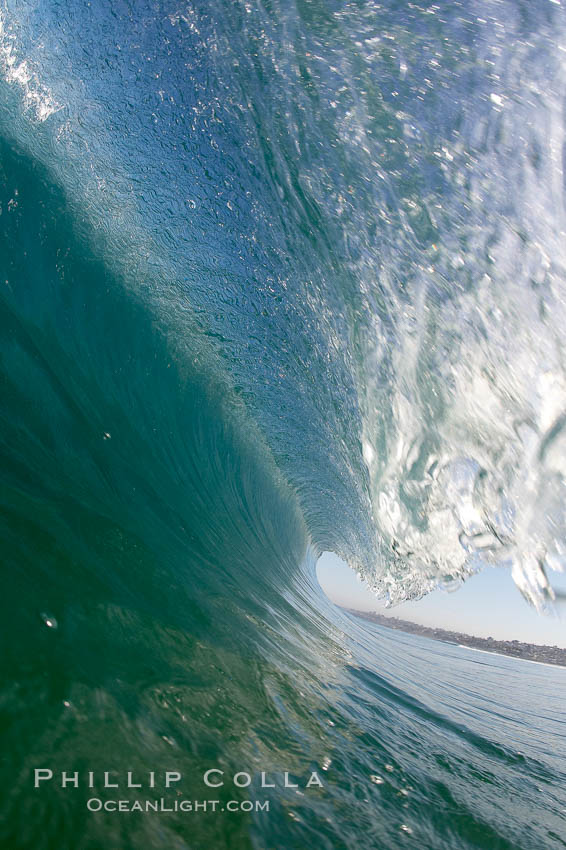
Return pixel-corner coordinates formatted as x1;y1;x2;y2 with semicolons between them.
1;3;566;845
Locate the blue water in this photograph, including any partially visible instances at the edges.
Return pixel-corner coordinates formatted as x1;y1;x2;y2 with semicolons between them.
330;611;566;850
1;0;566;847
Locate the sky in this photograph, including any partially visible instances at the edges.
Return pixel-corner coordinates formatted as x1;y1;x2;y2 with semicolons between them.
316;551;566;648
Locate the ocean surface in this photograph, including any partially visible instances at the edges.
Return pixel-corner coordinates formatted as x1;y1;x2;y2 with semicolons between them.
1;0;566;847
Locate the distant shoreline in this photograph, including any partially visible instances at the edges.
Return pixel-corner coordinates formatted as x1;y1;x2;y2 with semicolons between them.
342;608;566;668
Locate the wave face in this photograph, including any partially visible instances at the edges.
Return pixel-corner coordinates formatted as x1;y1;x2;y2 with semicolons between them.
1;1;566;848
